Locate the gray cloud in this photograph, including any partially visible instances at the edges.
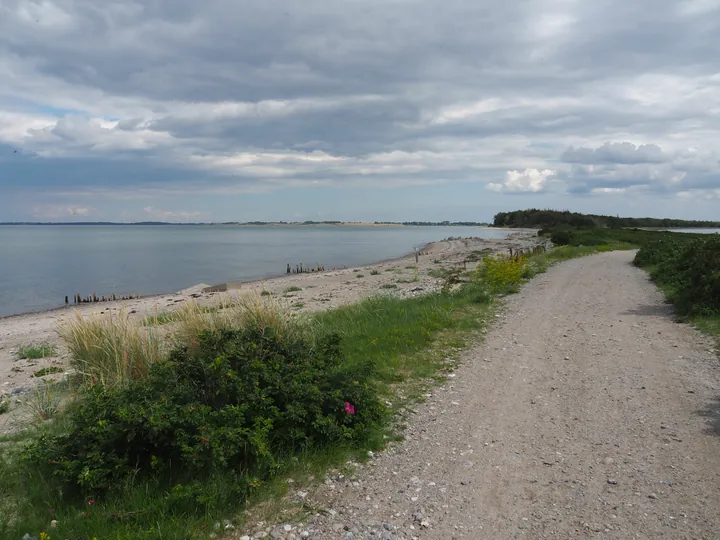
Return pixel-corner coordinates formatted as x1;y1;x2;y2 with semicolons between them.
1;0;720;219
562;143;668;165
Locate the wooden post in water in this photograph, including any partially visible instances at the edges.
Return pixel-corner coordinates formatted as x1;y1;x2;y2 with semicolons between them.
65;296;69;305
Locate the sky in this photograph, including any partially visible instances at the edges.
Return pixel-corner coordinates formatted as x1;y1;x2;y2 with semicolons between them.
1;0;719;223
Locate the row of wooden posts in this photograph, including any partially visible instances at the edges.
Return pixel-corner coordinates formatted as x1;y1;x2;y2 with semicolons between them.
287;263;327;274
66;293;139;305
285;250;430;275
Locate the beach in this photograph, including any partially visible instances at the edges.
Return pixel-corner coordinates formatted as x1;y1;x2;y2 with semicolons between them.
0;232;538;406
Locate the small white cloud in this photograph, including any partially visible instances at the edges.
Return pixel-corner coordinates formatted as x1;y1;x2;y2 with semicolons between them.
487;168;555;193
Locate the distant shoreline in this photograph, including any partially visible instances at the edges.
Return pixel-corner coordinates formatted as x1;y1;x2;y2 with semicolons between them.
0;221;492;227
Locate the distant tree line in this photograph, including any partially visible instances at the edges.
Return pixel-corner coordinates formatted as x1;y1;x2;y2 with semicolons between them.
492;209;720;229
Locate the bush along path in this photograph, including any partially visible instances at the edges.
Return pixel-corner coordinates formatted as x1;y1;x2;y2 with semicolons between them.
248;251;720;539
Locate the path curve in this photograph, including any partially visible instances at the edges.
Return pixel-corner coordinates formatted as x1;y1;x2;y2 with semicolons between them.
291;250;720;539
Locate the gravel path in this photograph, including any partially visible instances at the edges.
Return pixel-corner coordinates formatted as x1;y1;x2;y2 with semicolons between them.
260;251;720;540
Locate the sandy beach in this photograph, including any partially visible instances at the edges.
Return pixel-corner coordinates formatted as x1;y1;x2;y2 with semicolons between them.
0;232;539;409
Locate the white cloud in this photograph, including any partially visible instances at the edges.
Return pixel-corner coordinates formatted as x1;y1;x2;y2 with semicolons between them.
487;168;556;193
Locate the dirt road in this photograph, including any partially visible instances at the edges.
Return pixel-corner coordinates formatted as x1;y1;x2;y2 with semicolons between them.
279;251;720;539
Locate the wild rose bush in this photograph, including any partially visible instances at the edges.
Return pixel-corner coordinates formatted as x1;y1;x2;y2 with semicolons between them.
24;327;385;500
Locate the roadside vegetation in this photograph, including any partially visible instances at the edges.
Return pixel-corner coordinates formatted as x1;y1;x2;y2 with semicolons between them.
541;225;720;342
0;240;654;539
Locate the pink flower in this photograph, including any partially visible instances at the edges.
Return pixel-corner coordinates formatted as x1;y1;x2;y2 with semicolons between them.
88;499;95;505
344;402;355;415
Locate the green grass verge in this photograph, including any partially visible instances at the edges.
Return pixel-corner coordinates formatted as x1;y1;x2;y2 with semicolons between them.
16;345;57;360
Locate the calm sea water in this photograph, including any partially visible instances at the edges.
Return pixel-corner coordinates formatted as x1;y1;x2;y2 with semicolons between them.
0;225;509;317
666;228;720;234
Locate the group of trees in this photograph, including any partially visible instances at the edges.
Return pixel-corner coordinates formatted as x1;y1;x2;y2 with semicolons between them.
493;209;720;229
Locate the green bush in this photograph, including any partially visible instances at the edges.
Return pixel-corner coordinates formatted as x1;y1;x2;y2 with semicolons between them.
550;230;572;245
474;254;528;294
643;236;720;316
24;327;385;501
633;238;686;268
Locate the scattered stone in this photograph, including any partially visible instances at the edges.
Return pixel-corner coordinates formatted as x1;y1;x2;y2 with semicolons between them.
284;524;293;532
240;536;251;540
607;478;618;485
410;476;422;485
648;493;658;500
603;457;615;465
300;532;310;539
50;520;57;528
254;532;269;539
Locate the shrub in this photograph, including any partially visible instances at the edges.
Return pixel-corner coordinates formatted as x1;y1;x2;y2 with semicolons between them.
475;254;528;294
633;239;686;268
550;230;572;246
370;270;380;276
648;236;720;316
24;327;385;501
59;311;161;388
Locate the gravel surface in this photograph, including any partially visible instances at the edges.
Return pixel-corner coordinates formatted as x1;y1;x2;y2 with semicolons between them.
247;251;720;539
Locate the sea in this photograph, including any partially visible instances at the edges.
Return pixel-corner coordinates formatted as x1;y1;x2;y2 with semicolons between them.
0;225;511;318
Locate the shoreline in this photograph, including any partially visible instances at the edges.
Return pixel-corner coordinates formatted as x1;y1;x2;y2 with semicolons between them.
0;230;534;321
0;232;540;406
0;239;439;321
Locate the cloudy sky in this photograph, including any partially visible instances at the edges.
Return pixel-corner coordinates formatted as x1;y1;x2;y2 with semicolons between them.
1;0;719;222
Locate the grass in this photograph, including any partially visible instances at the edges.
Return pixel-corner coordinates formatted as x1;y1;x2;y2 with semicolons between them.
0;397;9;415
170;295;300;348
370;270;380;275
284;286;303;293
260;290;272;296
380;283;398;290
60;311;162;388
1;243;634;540
26;381;63;423
16;344;57;360
32;366;64;378
694;316;720;349
142;306;220;326
356;274;365;278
